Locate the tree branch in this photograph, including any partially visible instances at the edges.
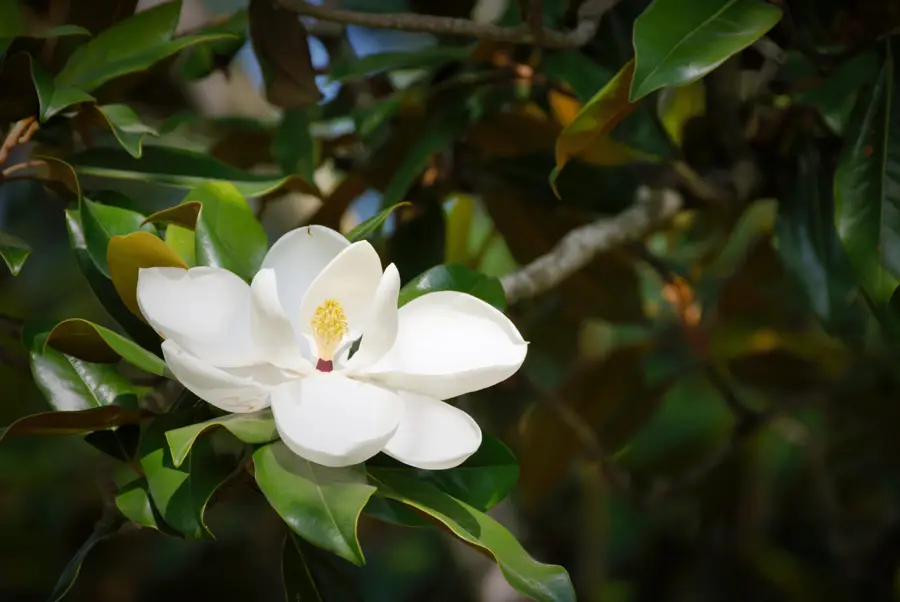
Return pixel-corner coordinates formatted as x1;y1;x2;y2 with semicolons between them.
275;0;620;48
500;186;682;305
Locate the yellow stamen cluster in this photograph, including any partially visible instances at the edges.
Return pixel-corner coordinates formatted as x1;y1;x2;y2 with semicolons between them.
309;299;348;361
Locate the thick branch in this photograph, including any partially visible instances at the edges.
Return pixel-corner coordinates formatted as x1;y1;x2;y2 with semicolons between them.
275;0;620;48
501;187;682;304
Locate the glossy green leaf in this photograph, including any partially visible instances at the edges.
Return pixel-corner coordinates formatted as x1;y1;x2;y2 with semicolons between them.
775;147;861;335
369;470;575;602
166;410;278;467
45;318;167;376
48;515;124;602
328;45;473;82
0;230;30;275
116;476;159;530
29;56;95;121
834;43;900;304
55;0;235;92
165;224;196;265
346;202;409;242
398;264;506;310
631;0;782;101
65;209;161;352
370;436;518;512
272;107;317;182
94;104;158;158
82;197;157;277
253;442;376;566
30;344;139;411
0;406;142;444
68;146;315;198
143;182;268;280
139;415;238;539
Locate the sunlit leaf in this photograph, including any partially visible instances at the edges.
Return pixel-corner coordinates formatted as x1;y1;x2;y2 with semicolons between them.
254;442;375;566
346;202;409;242
166;410;278;467
398;264;506;310
630;0;782;101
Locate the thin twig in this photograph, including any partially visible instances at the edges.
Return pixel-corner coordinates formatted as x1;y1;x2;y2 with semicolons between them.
0;118;37;167
275;0;620;48
1;159;48;179
500;186;682;305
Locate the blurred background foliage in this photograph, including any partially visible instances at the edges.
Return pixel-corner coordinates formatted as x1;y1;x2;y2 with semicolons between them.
5;0;900;600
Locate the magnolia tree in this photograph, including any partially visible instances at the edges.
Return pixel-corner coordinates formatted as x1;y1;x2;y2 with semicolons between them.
3;0;900;600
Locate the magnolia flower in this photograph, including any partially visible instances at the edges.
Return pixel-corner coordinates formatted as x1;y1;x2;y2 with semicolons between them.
136;226;527;469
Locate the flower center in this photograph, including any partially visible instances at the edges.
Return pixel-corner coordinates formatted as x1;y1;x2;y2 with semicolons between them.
309;298;348;372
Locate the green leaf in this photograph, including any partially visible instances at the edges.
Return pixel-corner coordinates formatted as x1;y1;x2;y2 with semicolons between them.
630;0;782;101
834;42;900;304
48;515;124;602
143;182;268;280
371;436;518;512
399;264;506;310
253;442;376;566
29;55;95;121
68;146;316;198
272;107;318;182
179;10;247;80
346;202;409;242
30;344;139;411
93;104;159;158
775;146;861;335
45;318;167;376
115;476;159;530
82;197;157;277
0;230;30;275
166;410;278;468
248;0;320;108
282;532;363;602
65;209;161;353
368;470;575;602
85;424;140;461
55;0;235;92
0;406;142;444
328;45;473;82
139;415;238;539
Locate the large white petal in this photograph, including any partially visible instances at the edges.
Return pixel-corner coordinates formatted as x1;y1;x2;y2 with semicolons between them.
162;340;292;413
260;226;349;331
298;241;383;334
271;373;403;467
383;392;482;470
361;292;527;399
137;266;259;367
342;263;400;372
250;268;315;373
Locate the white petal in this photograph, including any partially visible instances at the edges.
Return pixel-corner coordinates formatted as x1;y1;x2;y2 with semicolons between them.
162;340;292;413
250;268;314;373
271;373;403;467
361;292;527;399
384;392;482;470
137;266;259;367
342;263;400;372
260;226;349;331
298;241;383;334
